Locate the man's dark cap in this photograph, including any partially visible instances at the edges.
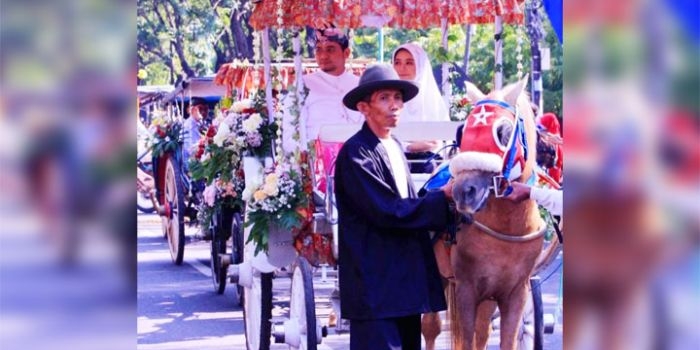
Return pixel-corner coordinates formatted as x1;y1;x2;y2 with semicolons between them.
190;97;207;106
312;26;350;50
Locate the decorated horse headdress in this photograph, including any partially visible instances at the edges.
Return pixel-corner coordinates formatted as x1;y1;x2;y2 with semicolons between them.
450;77;536;197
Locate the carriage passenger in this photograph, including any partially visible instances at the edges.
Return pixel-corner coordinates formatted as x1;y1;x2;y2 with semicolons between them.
392;43;450;173
282;25;361;151
335;64;455;350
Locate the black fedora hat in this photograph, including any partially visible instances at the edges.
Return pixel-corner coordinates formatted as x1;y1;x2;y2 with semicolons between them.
343;64;419;111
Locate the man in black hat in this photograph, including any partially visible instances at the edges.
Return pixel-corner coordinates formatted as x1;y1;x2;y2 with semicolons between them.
335;64;454;350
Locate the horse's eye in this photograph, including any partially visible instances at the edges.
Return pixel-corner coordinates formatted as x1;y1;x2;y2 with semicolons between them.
492;118;514;151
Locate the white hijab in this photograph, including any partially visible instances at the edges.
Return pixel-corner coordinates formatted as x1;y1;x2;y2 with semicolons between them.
392;43;450;122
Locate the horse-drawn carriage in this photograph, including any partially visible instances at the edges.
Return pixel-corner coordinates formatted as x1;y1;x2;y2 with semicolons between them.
139;75;240;278
144;0;562;348
221;0;561;349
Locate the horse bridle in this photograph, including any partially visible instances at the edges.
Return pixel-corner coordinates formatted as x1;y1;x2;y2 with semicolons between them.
456;99;545;243
471;99;532;198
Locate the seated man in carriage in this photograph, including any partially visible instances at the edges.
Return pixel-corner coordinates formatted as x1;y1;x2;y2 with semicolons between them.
300;25;362;141
282;25;362;195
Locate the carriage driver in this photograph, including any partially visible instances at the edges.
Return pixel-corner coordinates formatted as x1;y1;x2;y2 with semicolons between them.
335;64;455;350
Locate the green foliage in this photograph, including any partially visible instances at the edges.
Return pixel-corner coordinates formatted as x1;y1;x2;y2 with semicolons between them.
189;144;237;185
149;121;183;158
348;21;561;117
138;0;253;85
139;1;562;114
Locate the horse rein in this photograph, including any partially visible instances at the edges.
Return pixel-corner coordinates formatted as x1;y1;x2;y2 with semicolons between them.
471;219;547;243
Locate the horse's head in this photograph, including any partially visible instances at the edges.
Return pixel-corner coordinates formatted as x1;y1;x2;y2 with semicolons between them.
450;77;537;216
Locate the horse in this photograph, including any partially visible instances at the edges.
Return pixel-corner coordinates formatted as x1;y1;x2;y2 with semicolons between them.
422;77;545;350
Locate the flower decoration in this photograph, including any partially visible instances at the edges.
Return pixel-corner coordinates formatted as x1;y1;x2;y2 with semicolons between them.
228;91;278;158
196;174;246;231
450;94;472;121
147;110;184;158
189;123;246;208
244;159;312;254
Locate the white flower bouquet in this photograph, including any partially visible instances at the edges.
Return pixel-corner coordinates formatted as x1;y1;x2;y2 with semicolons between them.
244;161;311;254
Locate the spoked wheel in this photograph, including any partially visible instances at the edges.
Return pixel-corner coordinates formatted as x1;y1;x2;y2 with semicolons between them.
517;277;544;350
137;191;155;214
230;211;245;306
288;257;318;350
164;155;185;265
210;209;228;294
243;272;273;350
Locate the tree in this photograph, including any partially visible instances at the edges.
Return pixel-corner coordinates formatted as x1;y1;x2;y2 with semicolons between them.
137;0;256;85
137;1;562;118
346;22;562;117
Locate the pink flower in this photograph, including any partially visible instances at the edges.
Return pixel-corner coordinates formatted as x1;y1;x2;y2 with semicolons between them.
203;184;217;207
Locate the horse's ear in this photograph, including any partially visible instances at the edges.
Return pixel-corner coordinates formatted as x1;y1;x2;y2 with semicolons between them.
502;75;529;106
465;81;486;104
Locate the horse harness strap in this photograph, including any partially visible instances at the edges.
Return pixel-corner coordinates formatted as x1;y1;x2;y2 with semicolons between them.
473;99;530;197
471;219;547;243
445;201;460;245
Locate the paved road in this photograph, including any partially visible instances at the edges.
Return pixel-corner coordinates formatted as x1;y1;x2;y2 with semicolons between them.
137;213;562;349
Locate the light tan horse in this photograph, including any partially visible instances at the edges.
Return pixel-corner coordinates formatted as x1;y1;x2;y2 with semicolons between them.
422;78;545;350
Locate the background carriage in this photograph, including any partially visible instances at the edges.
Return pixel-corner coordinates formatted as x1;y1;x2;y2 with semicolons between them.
139;75;250;292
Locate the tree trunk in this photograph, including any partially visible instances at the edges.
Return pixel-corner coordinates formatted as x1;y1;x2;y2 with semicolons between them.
172;38;195;78
213;44;227;72
168;42;176;84
169;3;195;78
231;9;253;59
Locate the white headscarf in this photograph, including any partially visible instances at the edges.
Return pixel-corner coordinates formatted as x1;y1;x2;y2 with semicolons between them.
392;43;450;122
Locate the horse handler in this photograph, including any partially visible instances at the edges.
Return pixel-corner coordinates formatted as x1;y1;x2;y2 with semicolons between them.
334;64;454;350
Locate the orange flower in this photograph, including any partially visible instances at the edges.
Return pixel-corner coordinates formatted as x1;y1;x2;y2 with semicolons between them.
296;206;311;219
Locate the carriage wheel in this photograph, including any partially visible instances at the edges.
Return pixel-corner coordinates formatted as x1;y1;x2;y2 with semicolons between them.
288;257;318;350
243;272;273;350
230;211;245;306
137;191;156;214
164;155;185;265
210;209;228;294
517;277;544;350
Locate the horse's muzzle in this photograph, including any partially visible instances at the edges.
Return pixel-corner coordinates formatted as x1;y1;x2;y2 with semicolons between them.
452;172;493;215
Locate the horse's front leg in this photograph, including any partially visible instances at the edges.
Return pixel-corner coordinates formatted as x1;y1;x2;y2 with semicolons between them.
475;299;497;350
454;281;478;350
498;282;530;350
421;312;442;350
